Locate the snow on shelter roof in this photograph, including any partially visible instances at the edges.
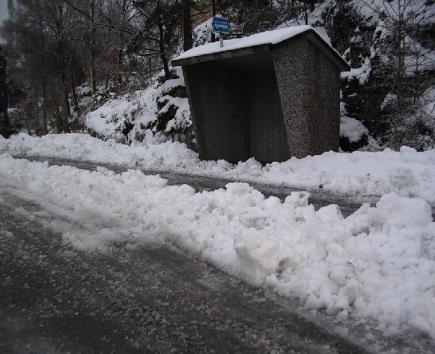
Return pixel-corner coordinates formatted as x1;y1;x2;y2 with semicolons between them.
172;25;349;71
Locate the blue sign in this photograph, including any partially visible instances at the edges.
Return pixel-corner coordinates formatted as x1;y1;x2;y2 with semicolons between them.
212;17;230;34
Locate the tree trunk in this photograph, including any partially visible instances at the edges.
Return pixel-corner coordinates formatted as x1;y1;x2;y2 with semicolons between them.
62;80;70;132
183;0;193;51
118;48;123;88
70;64;79;114
42;77;48;134
396;1;406;107
0;55;8;130
56;1;69;132
158;19;170;80
89;0;97;93
61;59;70;132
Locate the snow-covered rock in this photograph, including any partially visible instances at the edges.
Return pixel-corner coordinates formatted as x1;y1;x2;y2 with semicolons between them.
340;116;369;143
85;67;192;144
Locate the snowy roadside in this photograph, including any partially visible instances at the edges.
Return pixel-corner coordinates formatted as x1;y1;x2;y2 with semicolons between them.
2;133;435;205
0;153;434;340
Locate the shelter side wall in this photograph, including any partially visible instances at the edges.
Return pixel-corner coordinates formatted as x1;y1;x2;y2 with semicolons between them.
272;38;340;158
183;63;250;162
307;42;340;154
248;62;289;163
273;39;311;158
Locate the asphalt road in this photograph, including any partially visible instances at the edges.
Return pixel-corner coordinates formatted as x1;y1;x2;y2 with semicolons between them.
1;156;434;353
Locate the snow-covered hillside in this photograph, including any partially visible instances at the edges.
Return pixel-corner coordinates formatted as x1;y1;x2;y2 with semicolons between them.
81;0;434;151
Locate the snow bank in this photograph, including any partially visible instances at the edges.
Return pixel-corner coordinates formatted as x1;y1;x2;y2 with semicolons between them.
340;116;369;143
0;154;434;338
4;133;435;204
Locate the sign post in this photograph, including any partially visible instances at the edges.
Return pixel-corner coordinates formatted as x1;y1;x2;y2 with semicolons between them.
212;17;230;48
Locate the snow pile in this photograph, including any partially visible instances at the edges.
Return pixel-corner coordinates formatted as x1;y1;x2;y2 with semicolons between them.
0;154;434;338
4;133;435;204
340;116;369;143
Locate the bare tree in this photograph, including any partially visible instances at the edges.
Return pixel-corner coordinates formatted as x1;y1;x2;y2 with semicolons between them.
132;0;182;80
364;0;426;104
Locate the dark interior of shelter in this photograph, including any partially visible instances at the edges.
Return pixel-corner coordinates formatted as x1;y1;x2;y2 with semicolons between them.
184;52;290;163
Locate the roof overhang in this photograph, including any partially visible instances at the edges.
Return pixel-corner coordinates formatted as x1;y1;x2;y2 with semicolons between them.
171;43;271;67
172;27;350;72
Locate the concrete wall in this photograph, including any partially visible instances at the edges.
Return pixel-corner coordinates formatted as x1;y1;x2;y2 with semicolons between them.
273;37;341;158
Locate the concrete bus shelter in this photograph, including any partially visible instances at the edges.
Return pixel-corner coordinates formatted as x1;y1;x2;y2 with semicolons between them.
172;26;350;163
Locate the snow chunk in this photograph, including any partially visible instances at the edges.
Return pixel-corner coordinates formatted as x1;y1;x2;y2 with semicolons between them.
340;116;368;143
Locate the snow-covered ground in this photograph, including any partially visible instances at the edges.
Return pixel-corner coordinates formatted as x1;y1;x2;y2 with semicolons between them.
0;153;434;340
2;133;435;205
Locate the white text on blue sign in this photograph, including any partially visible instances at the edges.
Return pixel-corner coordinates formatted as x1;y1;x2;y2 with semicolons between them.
212;17;230;34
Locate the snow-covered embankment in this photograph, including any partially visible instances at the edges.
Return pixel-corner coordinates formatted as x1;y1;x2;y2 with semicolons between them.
2;133;435;204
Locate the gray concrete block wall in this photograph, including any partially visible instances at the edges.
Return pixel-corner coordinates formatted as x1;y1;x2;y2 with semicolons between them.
273;38;340;158
312;43;341;155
